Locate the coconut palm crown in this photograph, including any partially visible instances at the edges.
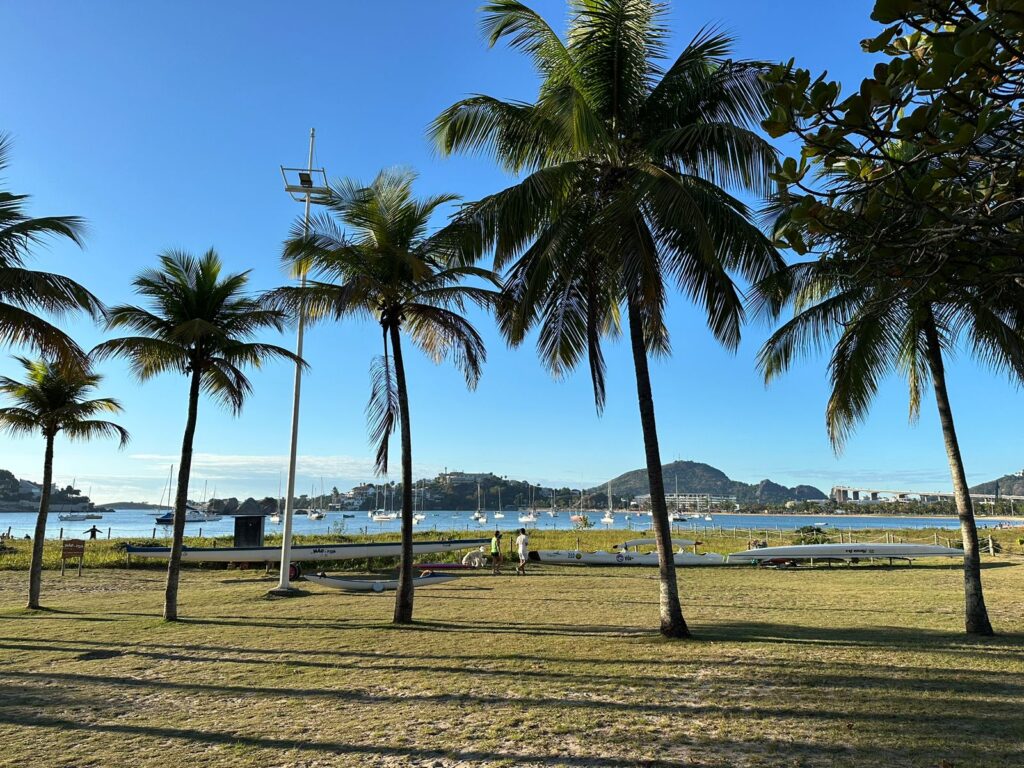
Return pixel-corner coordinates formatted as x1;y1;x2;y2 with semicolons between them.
92;249;300;620
0;357;128;609
0;133;105;363
431;0;783;638
270;168;499;623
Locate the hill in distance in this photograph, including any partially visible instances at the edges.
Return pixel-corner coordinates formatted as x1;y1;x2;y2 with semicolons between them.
595;460;827;504
969;471;1024;496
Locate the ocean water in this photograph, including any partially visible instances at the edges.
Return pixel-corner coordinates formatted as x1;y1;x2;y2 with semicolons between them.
0;508;1015;541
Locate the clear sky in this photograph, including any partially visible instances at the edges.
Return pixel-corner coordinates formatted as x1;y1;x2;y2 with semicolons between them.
0;0;1020;504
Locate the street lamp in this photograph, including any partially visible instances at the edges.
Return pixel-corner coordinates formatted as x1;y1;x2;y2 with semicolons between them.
272;128;329;594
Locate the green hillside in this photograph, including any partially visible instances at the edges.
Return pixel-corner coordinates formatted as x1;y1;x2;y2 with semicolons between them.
970;472;1024;496
594;460;827;503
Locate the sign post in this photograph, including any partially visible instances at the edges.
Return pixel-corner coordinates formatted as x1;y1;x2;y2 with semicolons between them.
61;539;85;576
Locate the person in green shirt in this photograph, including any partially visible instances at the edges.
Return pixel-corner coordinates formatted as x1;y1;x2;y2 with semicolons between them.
490;530;503;575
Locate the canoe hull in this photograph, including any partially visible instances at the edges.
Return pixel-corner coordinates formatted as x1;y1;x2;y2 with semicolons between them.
727;543;963;562
529;549;726;566
304;573;457;592
125;538;489;563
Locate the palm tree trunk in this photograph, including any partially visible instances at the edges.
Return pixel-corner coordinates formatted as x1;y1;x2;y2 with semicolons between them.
27;432;55;609
922;314;993;636
626;294;689;639
389;323;415;624
164;368;202;622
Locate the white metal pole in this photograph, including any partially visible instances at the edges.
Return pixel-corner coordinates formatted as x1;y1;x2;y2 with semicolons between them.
276;127;315;591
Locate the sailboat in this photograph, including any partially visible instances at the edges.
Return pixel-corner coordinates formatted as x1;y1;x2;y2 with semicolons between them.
413;480;426;523
669;476;687;522
520;487;536;524
307;478;327;519
546;488;558;517
493;486;504;519
570;489;586;524
601;481;615;525
371;483;398;522
519;486;539;523
473;482;488;524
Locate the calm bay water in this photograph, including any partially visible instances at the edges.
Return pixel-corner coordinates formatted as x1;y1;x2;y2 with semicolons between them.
0;508;1016;540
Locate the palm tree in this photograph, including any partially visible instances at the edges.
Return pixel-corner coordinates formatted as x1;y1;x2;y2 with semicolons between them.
92;250;299;621
431;0;781;637
0;133;105;364
755;187;1024;637
270;169;498;624
0;357;128;609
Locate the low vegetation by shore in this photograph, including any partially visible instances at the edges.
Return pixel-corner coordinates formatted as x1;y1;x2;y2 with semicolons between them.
0;553;1021;767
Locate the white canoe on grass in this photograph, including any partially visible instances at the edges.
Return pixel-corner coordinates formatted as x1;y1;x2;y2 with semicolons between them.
124;538;489;564
529;548;726;566
727;543;963;562
304;572;458;592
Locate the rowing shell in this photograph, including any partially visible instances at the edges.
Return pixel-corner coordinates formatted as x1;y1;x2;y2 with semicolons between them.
304;573;458;592
727;543;963;562
124;538;489;563
528;549;726;566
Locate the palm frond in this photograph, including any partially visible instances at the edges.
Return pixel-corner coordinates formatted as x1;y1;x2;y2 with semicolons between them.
366;353;400;475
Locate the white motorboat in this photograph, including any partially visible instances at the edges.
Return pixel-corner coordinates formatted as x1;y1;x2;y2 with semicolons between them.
371;512;398;522
307;509;326;520
154;507;207;525
413;513;426;522
304;572;458;593
125;537;490;567
727;543;964;563
269;513;282;524
601;514;615;525
58;513;89;521
519;512;539;524
493;512;505;519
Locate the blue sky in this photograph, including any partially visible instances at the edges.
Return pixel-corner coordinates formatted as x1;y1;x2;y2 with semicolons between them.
0;0;1020;503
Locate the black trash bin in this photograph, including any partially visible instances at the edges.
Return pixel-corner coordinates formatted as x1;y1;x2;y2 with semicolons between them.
233;514;265;549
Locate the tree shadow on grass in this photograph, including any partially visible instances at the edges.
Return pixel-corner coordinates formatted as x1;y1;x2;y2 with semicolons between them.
697;619;1024;652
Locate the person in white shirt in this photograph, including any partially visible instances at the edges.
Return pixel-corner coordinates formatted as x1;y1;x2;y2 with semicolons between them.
515;528;529;576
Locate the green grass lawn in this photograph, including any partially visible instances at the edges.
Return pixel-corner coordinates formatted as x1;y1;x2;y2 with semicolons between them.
0;538;1022;767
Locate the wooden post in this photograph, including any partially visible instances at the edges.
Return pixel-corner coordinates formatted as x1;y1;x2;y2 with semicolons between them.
107;527;111;539
59;527;64;540
988;536;995;556
933;532;939;545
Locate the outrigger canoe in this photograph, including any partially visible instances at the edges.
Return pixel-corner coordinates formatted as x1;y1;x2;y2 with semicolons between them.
529;548;726;566
125;538;489;564
305;572;458;592
727;543;963;563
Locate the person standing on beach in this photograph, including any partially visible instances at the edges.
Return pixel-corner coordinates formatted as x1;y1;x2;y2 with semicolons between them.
83;525;101;540
515;528;529;576
490;530;502;574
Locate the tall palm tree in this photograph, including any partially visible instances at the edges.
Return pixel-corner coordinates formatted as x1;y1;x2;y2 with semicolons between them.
0;357;128;609
431;0;781;637
0;133;105;364
755;182;1024;637
270;169;498;624
92;250;299;621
